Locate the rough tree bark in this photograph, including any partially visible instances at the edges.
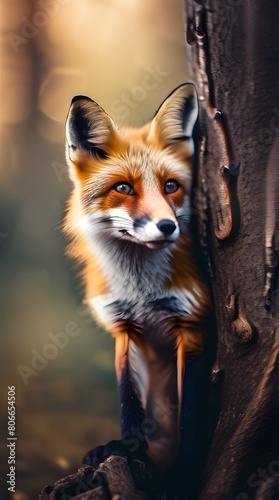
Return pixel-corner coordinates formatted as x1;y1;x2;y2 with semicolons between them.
184;0;279;498
40;1;279;499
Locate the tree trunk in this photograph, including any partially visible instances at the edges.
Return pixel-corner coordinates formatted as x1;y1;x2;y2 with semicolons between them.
184;1;279;498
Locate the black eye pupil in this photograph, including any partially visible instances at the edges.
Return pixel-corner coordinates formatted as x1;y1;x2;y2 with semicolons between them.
119;185;128;193
114;183;133;195
165;180;179;194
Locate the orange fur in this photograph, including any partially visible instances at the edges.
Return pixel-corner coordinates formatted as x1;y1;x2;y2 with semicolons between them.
63;84;212;470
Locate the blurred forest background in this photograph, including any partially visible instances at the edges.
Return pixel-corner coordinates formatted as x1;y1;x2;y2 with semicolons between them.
0;0;189;498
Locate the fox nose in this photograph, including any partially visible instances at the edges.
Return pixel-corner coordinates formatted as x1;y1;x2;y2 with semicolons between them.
157;219;177;236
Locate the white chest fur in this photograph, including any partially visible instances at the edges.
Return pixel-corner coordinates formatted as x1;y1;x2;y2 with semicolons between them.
88;237;198;332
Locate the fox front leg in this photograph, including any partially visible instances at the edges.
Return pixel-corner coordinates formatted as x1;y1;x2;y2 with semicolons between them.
122;334;180;471
83;331;178;469
82;334;149;463
83;333;147;464
82;334;156;492
176;325;206;405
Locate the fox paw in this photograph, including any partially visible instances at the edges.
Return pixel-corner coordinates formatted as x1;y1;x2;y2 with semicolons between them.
83;439;157;495
82;439;127;466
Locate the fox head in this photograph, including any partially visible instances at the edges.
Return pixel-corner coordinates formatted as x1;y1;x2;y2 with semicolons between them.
65;83;198;250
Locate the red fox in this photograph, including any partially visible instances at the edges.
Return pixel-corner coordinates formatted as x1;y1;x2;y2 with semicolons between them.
64;83;212;475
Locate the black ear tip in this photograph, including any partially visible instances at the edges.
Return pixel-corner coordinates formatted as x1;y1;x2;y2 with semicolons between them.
71;95;93;105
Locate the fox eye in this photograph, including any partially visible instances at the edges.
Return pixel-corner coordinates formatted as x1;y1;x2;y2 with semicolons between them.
114;182;135;195
164;180;180;194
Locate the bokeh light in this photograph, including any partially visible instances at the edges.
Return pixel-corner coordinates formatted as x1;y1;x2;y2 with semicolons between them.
0;0;189;497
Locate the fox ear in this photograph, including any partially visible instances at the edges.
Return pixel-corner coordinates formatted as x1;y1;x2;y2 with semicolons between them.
149;83;198;155
66;95;118;171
